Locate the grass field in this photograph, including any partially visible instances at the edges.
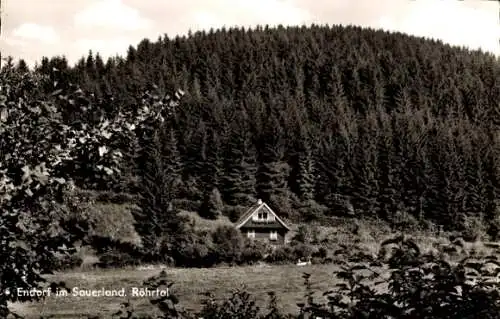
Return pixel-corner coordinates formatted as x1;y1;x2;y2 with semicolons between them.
11;263;351;318
10;208;499;318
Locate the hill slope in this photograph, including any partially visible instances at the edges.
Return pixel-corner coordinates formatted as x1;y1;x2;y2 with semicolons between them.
32;24;500;232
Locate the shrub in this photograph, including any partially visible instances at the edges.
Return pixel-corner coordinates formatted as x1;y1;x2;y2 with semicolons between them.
291;224;319;244
56;254;84;270
171;198;202;212
458;213;488;241
91;190;139;204
199;289;260;319
297;200;328;222
90;236;144;268
311;246;328;259
96;249;141;269
292;243;315;260
211;225;245;265
388;209;421;231
169;230;217;267
265;246;295;264
89;202;141;245
240;240;271;264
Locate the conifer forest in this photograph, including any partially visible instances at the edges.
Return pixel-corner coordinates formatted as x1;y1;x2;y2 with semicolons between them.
28;24;499;231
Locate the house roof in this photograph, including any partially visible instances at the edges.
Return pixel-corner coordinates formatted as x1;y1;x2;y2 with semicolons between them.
234;200;291;231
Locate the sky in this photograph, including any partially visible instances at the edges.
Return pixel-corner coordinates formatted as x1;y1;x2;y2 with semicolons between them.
1;0;499;67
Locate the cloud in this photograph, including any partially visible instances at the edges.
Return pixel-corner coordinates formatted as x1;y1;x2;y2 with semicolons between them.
376;0;499;55
186;0;312;31
10;23;60;44
74;0;152;31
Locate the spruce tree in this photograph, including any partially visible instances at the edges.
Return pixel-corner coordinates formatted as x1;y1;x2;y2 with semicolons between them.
297;141;315;202
222;128;257;206
161;127;183;199
133;129;188;260
256;113;290;202
199;187;224;220
201;128;223;191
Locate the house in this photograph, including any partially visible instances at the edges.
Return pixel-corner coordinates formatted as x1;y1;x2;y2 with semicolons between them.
234;199;291;245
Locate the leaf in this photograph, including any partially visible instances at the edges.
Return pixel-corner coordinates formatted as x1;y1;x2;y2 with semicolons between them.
98;146;108;157
51;89;63;96
53;177;66;184
21;165;31;182
101;131;112;139
101;120;110;129
32;164;49;185
0;108;8;122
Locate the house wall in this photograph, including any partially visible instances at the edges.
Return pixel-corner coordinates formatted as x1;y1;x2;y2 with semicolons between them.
241;227;287;245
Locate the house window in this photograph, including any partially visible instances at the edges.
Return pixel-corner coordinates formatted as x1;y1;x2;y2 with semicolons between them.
247;230;255;239
270;230;278;241
258;212;268;221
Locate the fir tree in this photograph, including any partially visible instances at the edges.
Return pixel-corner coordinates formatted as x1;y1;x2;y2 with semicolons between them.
222;116;257;206
297;141;315;202
199;188;224;220
133;130;188;260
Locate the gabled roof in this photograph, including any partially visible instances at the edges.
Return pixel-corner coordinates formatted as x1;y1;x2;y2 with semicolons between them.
234;200;291;231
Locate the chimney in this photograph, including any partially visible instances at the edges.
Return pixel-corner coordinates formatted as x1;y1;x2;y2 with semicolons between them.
257;199;262;205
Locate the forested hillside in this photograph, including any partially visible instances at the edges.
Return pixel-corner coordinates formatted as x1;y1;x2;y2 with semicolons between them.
23;24;500;232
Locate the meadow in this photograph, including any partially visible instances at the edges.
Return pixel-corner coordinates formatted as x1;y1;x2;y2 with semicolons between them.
11;263;347;318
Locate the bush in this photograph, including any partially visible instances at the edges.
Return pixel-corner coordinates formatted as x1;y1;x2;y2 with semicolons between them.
265;246;295;264
291;224;319;244
96;249;141;268
240;240;271;265
90;236;144;268
459;213;488;241
90;190;139;204
297;200;329;222
388;209;421;231
292;243;315;260
199;289;260;319
170;229;217;267
56;254;84;270
211;225;245;265
172;198;202;212
311;246;328;259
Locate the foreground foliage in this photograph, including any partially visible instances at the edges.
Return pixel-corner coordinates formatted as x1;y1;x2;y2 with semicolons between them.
0;63;182;317
107;235;500;319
